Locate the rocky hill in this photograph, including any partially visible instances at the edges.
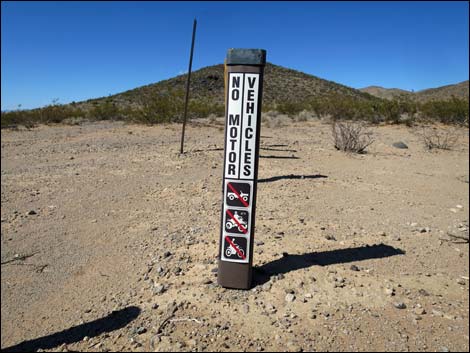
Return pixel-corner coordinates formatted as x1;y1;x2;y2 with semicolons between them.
415;80;469;102
360;81;469;102
82;63;379;110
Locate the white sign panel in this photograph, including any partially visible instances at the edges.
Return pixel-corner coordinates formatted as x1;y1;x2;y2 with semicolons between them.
224;72;260;181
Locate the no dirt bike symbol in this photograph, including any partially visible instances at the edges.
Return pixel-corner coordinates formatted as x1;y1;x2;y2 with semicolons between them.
225;209;249;234
224;236;247;260
226;181;251;207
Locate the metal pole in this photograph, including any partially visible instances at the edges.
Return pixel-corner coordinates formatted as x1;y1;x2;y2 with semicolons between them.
180;18;197;154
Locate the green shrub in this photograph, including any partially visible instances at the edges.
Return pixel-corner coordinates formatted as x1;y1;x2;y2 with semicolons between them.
420;97;469;125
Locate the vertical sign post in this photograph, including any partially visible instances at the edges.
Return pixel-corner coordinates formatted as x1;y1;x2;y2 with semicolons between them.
218;49;266;289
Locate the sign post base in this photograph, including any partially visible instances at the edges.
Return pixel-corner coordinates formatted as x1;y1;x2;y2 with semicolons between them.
217;259;252;289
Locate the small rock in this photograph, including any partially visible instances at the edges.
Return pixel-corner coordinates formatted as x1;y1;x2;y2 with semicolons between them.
187;339;197;347
163;251;172;258
394;302;407;309
350;265;360;271
304;293;313;299
242;304;250;314
286;341;302;352
414;307;426;315
262;282;272;291
27;210;37;215
202;278;213;285
173;267;182;274
456;278;466;285
136;327;147;335
418;289;429;297
449;208;458;213
324;234;336;241
392;142;408;149
285;293;296;303
153;283;165;295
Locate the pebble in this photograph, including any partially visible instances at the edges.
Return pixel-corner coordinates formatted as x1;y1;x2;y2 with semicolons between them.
392;141;408;149
242;304;250;314
153;283;165;295
262;282;272;291
136;326;147;335
350;265;360;271
285;293;296;303
27;210;37;215
266;303;277;314
286;341;302;352
414;307;426;315
202;279;213;285
324;234;336;241
394;302;407;309
456;278;466;285
418;289;430;296
163;251;172;258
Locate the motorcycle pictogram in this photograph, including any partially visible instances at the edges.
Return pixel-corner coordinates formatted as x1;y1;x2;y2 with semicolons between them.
225;238;245;258
225;211;248;232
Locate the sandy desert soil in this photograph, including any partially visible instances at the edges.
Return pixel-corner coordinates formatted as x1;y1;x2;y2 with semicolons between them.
1;118;469;352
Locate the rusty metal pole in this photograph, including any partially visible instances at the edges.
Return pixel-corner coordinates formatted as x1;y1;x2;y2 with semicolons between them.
180;18;197;154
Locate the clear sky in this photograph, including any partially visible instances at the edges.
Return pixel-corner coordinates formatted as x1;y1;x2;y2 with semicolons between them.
1;1;469;110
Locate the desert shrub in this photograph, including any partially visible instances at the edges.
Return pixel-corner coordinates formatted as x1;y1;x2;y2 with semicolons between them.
189;100;224;120
420;98;469;126
1;101;85;128
131;89;184;124
88;100;121;120
415;126;460;150
276;101;306;117
295;110;311;121
1;109;36;129
332;121;375;153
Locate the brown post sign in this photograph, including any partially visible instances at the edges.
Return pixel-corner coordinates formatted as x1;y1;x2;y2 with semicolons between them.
218;49;266;289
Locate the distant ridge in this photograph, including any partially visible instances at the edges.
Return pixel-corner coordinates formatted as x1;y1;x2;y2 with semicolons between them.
360;81;469;101
360;86;411;100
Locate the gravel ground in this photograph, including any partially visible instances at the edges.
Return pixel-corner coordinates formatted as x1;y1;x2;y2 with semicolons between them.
1;118;469;352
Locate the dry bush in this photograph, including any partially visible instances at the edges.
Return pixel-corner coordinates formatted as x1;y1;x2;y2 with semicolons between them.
415;126;460;150
295;110;311;122
332;121;375;153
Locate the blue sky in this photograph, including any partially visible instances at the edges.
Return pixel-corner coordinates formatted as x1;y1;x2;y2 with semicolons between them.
1;1;469;110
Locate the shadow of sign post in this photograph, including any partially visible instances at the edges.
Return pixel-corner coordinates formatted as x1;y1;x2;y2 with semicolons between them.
253;244;405;286
2;306;141;352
